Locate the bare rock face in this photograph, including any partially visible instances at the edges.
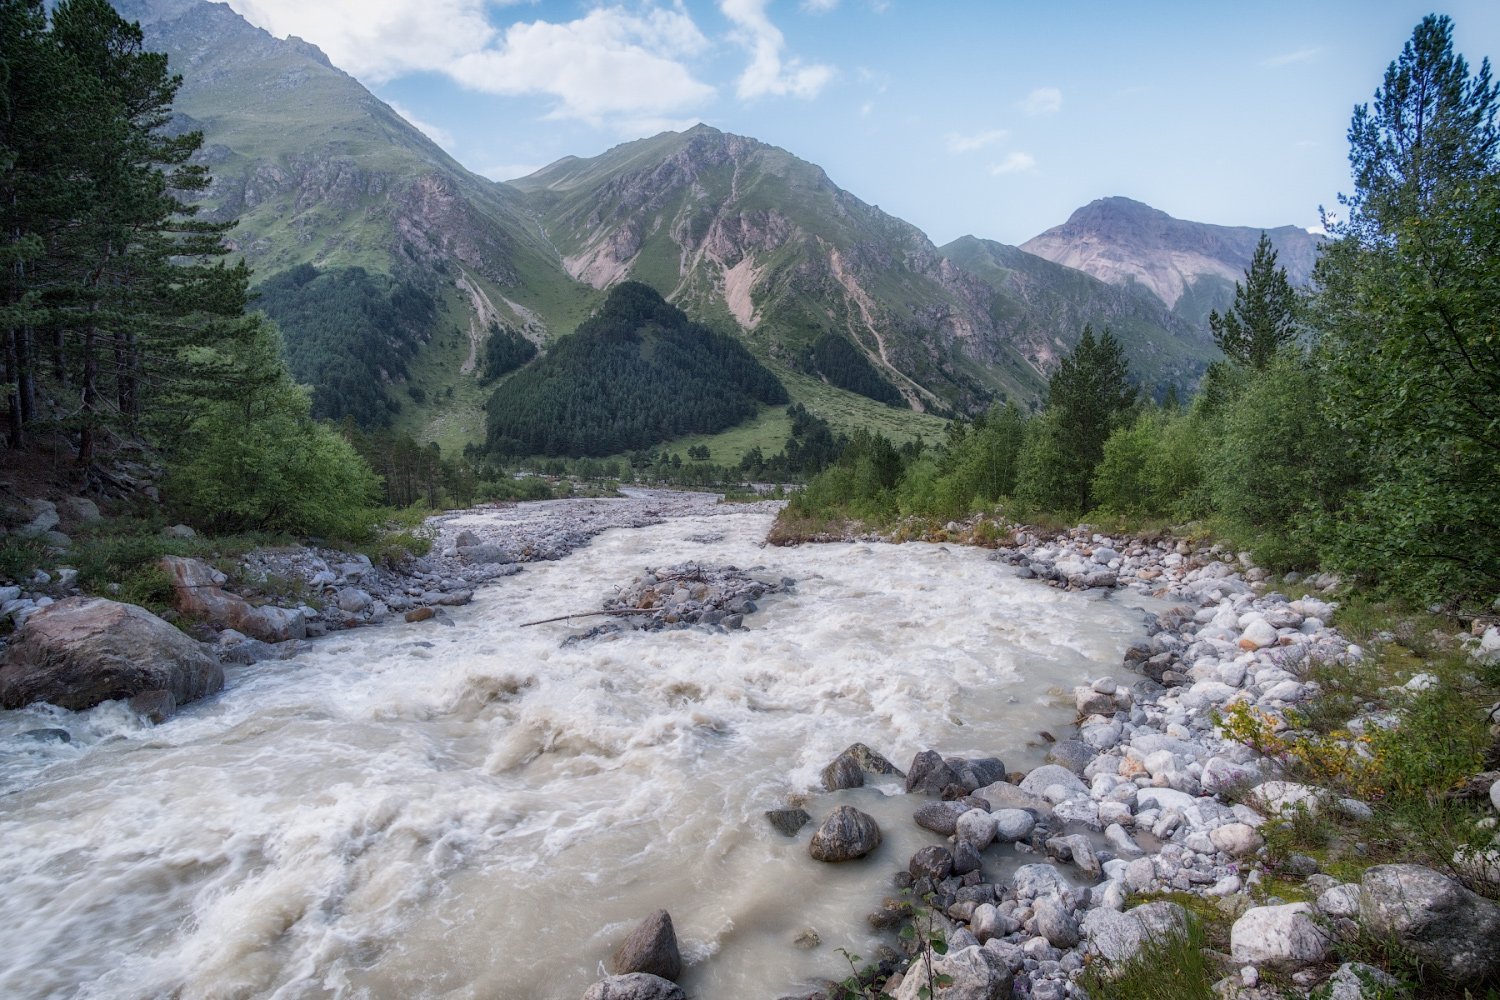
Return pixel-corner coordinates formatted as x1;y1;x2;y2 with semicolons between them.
808;805;882;862
0;597;222;711
159;556;306;643
608;910;682;982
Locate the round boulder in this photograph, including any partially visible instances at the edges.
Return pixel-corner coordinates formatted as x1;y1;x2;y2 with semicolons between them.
581;973;685;1000
809;805;881;862
0;597;222;711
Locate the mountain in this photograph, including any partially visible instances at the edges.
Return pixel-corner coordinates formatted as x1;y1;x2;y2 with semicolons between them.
936;236;1216;397
113;0;593;447
510;127;1221;413
1020;197;1322;329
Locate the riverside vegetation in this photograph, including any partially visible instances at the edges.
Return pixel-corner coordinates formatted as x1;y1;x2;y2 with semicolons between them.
2;5;1499;1000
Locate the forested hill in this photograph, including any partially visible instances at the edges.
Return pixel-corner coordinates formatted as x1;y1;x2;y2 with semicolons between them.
484;283;788;457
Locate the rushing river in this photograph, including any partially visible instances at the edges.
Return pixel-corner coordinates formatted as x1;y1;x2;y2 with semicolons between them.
0;501;1157;1000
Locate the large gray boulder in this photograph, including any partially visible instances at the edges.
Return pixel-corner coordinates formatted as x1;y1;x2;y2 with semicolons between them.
808;805;881;862
892;944;1012;1000
1229;903;1331;971
1080;901;1189;963
1359;864;1500;985
159;556;306;643
581;973;684;1000
608;910;681;981
822;742;903;791
0;597;222;711
905;749;961;795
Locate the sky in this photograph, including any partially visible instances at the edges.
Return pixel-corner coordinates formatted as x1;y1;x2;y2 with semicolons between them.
221;0;1500;246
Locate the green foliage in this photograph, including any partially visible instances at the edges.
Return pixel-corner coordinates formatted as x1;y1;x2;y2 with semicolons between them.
806;332;904;406
477;322;538;385
163;322;381;540
1206;351;1355;559
1077;911;1217;1000
254;264;437;429
1016;325;1137;513
1092;406;1210;519
484;282;788;457
1208;232;1300;369
1312;14;1500;605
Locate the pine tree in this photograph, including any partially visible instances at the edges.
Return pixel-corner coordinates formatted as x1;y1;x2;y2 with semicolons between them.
1313;14;1500;602
1018;325;1137;513
1207;232;1298;369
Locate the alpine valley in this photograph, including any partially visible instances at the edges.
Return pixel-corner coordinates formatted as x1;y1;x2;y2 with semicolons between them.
123;0;1319;460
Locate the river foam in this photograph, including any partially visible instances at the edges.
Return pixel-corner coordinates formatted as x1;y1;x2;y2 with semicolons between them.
0;502;1158;999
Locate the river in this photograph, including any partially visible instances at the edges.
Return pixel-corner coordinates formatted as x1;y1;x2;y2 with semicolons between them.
0;500;1157;999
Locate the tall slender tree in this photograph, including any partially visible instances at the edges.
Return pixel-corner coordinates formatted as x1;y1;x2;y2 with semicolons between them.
1208;232;1298;369
1314;14;1500;602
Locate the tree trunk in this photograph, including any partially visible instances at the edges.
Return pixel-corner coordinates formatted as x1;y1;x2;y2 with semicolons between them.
78;318;98;465
4;326;22;449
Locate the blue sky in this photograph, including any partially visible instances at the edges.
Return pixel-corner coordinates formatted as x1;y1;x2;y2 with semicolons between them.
223;1;1500;245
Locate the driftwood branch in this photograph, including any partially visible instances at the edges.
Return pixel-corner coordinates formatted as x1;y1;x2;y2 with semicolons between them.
518;608;660;628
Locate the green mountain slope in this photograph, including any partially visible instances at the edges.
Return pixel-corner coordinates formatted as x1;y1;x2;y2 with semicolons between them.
938;236;1219;397
484;282;788;457
113;0;595;445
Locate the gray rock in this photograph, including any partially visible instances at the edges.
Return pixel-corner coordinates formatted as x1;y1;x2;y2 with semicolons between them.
955;809;998;850
822;742;903;791
1081;902;1189;963
1018;764;1087;799
1210;823;1264;858
910;845;954;881
456;543;512;564
454;529;481;548
764;808;810;837
892;944;1012;1000
906;749;962;795
161;523;196;540
973;781;1052;815
1044;739;1097;775
1045;834;1101;879
581;973;684;1000
337;588;373;613
159;556;306;643
1359;864;1500;985
914;800;970;836
1010;864;1069;901
945;756;1007;791
1230;903;1332;972
1031;896;1080;948
808;805;881;862
60;496;102;524
1324;962;1405;1000
992;808;1035;842
608;910;681;981
951;840;982;877
0;597;222;711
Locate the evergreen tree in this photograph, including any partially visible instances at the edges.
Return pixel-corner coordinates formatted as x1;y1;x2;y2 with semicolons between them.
1018;326;1137;512
1313;14;1500;602
1207;232;1298;369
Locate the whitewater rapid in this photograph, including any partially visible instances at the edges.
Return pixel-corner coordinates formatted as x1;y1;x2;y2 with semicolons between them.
0;501;1158;999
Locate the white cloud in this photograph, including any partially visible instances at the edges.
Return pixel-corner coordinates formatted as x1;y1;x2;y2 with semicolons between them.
1018;87;1062;116
721;0;835;100
1263;47;1320;68
802;0;840;10
388;102;455;150
989;152;1036;175
945;128;1008;154
225;1;715;124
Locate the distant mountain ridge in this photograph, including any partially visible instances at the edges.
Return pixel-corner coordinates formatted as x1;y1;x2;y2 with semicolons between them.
1020;197;1321;328
511;126;1216;411
109;0;1324;453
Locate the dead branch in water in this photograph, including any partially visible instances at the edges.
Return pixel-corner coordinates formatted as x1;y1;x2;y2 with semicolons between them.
518;608;660;628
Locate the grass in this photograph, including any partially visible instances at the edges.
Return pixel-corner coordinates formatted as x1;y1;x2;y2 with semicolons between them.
1077;909;1221;1000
